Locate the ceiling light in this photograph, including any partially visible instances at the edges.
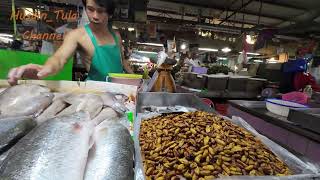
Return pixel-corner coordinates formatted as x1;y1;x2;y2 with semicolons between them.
137;42;164;47
199;48;218;52
128;27;135;32
180;43;187;50
137;50;158;54
246;35;256;44
0;33;13;37
218;57;228;60
222;47;231;53
239;52;260;56
254;60;263;63
142;56;150;62
267;57;278;63
0;37;13;43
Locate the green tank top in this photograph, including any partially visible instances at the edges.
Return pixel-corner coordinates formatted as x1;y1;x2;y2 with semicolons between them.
84;24;123;81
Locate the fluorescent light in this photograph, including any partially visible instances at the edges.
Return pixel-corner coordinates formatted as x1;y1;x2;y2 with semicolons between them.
0;37;13;43
0;33;13;37
137;42;164;47
180;43;187;50
128;27;135;32
254;60;263;63
222;47;231;53
137;50;158;54
199;48;218;52
218;57;227;60
268;61;278;64
142;56;150;62
246;35;256;44
239;52;260;56
267;58;278;64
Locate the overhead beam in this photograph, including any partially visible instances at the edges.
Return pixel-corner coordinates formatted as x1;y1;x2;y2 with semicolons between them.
253;0;308;11
154;0;287;21
147;8;260;26
219;0;255;25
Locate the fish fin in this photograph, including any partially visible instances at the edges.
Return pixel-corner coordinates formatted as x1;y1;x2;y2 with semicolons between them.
89;127;99;149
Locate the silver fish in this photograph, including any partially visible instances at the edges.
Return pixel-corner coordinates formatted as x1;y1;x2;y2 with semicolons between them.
0;116;36;153
36;99;68;125
84;121;134;180
0;150;10;170
58;94;103;119
100;93;128;114
0;112;94;180
0;84;53;117
92;107;119;125
0;88;6;94
52;92;70;101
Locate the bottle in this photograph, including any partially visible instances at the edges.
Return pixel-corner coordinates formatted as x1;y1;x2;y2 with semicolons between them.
303;85;313;98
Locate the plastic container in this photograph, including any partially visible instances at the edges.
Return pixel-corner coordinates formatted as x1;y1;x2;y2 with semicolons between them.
108;73;143;79
191;67;208;74
206;74;229;92
266;99;309;117
282;92;308;104
108;73;142;86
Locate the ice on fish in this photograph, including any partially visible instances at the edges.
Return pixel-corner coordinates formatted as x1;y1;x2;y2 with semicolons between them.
0;84;53;117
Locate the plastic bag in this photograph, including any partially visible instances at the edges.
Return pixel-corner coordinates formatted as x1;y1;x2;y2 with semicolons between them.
157;50;168;67
134;110;320;180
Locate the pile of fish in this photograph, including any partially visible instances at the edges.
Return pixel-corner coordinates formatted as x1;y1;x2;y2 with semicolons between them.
0;84;134;180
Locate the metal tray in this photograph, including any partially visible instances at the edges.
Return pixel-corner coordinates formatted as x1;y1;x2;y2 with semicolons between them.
136;92;214;113
288;108;320;134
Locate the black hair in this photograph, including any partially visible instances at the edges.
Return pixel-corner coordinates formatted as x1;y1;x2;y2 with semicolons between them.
82;0;115;15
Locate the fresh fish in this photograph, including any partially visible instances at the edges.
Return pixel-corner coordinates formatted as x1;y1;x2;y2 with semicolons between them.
92;107;119;125
52;92;70;101
0;116;36;153
0;150;10;169
0;84;53;117
0;112;94;180
84;121;134;180
36;99;68;125
100;93;128;114
0;88;6;94
114;93;129;103
58;94;103;119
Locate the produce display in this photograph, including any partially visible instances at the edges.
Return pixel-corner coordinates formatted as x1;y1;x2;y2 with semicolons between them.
140;111;291;179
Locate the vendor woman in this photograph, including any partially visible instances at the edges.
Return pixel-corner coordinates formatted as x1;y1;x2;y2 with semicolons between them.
7;0;133;85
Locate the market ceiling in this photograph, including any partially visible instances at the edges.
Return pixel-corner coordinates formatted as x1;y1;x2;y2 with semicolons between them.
147;0;320;37
1;0;320;38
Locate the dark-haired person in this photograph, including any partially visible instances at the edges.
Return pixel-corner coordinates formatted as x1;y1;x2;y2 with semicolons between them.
7;0;133;85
